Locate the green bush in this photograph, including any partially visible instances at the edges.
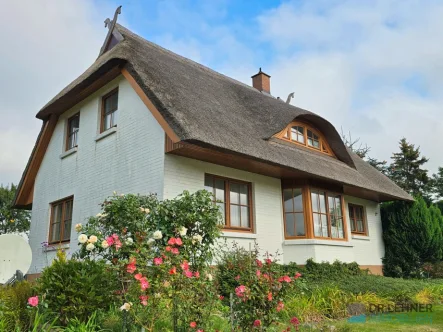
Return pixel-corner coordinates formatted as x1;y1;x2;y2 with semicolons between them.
37;251;119;325
0;281;34;331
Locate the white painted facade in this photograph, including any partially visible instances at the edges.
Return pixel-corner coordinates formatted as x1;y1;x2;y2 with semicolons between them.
28;75;165;273
29;76;384;273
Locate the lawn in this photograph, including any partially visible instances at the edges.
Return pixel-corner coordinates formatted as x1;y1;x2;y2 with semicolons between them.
331;304;443;332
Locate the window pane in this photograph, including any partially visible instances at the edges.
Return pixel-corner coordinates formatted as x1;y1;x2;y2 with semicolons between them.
240;184;248;205
319;193;326;213
313;213;322;237
53;204;63;223
313;140;320;149
357;219;364;233
334;197;342;216
284;189;294;212
104;91;118;113
311;192;319;213
65;201;73;220
295;213;305;236
307;138;313;146
104;113;112;131
230;183;240;204
321;214;329;237
293;188;303;211
241;206;250;228
204;175;214;194
333;217;344;239
328;196;335;215
111;109;118;127
230;205;241;227
51;222;61;242
63;220;71;241
349;206;355;219
216;203;225;225
215;179;225;202
285;213;295;237
351;220;356;232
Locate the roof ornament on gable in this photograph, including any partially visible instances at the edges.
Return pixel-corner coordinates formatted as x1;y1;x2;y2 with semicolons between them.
286;92;295;104
98;5;123;58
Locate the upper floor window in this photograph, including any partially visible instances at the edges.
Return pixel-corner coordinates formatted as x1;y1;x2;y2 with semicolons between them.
349;204;367;235
66;113;79;151
49;196;73;244
204;174;253;232
101;88;118;132
277;121;333;156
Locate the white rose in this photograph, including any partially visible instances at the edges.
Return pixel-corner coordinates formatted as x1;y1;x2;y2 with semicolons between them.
178;226;188;236
101;240;109;249
78;234;88;244
206;273;213;281
140;207;150;214
192;234;203;244
147;238;155;245
154;293;161;298
153;230;162;240
126;237;134;245
86;243;95;251
96;213;103;218
119;302;131;311
74;223;82;232
88;235;98;243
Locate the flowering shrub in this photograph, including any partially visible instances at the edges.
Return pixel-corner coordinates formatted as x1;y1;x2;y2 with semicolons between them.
216;242;303;330
74;190;222;331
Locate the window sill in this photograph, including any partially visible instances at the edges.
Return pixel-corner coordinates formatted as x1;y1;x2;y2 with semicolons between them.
284;239;353;247
222;232;257;239
95;126;117;142
352;234;370;241
44;242;70;252
60;147;78;159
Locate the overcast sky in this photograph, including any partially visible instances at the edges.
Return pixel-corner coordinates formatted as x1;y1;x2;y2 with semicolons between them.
1;0;442;186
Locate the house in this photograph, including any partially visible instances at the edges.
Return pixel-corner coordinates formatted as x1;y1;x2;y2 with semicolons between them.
14;14;412;279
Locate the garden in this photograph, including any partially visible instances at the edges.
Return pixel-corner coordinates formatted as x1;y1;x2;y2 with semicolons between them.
1;190;443;331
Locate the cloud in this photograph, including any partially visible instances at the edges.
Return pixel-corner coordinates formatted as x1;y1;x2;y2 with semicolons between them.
0;0;112;185
256;0;443;171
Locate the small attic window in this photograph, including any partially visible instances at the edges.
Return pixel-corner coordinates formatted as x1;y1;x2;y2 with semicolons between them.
276;121;334;157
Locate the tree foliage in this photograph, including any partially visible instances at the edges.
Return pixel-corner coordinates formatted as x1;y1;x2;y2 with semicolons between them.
381;196;443;278
0;184;31;235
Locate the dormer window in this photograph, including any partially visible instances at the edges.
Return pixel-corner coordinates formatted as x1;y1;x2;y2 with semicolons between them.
276;121;334;157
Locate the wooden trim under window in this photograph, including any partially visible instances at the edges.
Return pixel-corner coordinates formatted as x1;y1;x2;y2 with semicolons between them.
48;196;73;244
348;203;368;236
100;87;119;133
205;174;254;232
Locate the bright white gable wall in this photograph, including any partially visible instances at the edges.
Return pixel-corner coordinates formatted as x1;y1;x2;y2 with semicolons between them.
29;76;165;273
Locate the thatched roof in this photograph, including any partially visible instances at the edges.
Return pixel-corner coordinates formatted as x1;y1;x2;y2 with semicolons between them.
34;24;412;202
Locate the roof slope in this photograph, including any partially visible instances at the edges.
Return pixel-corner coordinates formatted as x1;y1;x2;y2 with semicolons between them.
35;24;412;201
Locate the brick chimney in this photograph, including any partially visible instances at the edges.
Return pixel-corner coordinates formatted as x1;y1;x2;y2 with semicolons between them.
251;68;271;94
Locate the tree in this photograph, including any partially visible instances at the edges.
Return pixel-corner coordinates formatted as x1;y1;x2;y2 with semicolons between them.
381;196;443;278
389;138;429;197
341;129;371;158
0;184;31;235
367;157;389;175
431;167;443;200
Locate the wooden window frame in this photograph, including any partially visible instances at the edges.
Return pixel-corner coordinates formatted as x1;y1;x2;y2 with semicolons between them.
65;113;80;151
275;121;335;157
348;203;368;236
48;196;74;245
205;174;254;232
100;88;119;133
282;185;348;241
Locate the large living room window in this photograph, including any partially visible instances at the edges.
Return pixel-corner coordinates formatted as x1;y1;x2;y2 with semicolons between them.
48;197;73;244
204;174;253;231
282;186;347;240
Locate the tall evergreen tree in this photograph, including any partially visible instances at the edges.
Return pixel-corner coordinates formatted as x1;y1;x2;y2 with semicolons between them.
431;167;443;200
367;157;389;175
0;184;31;235
389;138;429;197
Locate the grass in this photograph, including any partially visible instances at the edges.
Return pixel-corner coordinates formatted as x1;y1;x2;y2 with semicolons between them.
331;304;443;332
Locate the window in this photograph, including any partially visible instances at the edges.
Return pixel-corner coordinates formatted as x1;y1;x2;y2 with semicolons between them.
277;121;334;156
205;174;253;231
283;188;305;238
101;88;118;132
66;113;79;150
49;197;73;244
311;190;345;239
349;204;367;235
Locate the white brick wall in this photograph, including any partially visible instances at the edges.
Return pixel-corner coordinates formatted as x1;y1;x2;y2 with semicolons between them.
164;155;384;266
29;76;165;273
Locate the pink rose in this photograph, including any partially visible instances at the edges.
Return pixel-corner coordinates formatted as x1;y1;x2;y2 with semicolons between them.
153;257;163;265
190;321;197;328
180;260;189;271
253;319;261;327
278;275;291;283
171;248;179;255
140;277;150;290
294;272;302;279
106;236;114;246
167;237;176;245
27;296;38;307
277;301;284;312
256;270;261;278
175;237;183;246
184;270;193;278
134;273;143;280
290;317;300;326
140;295;148;306
193;271;200;278
267;292;272;301
255;259;263;268
165;246;172;252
